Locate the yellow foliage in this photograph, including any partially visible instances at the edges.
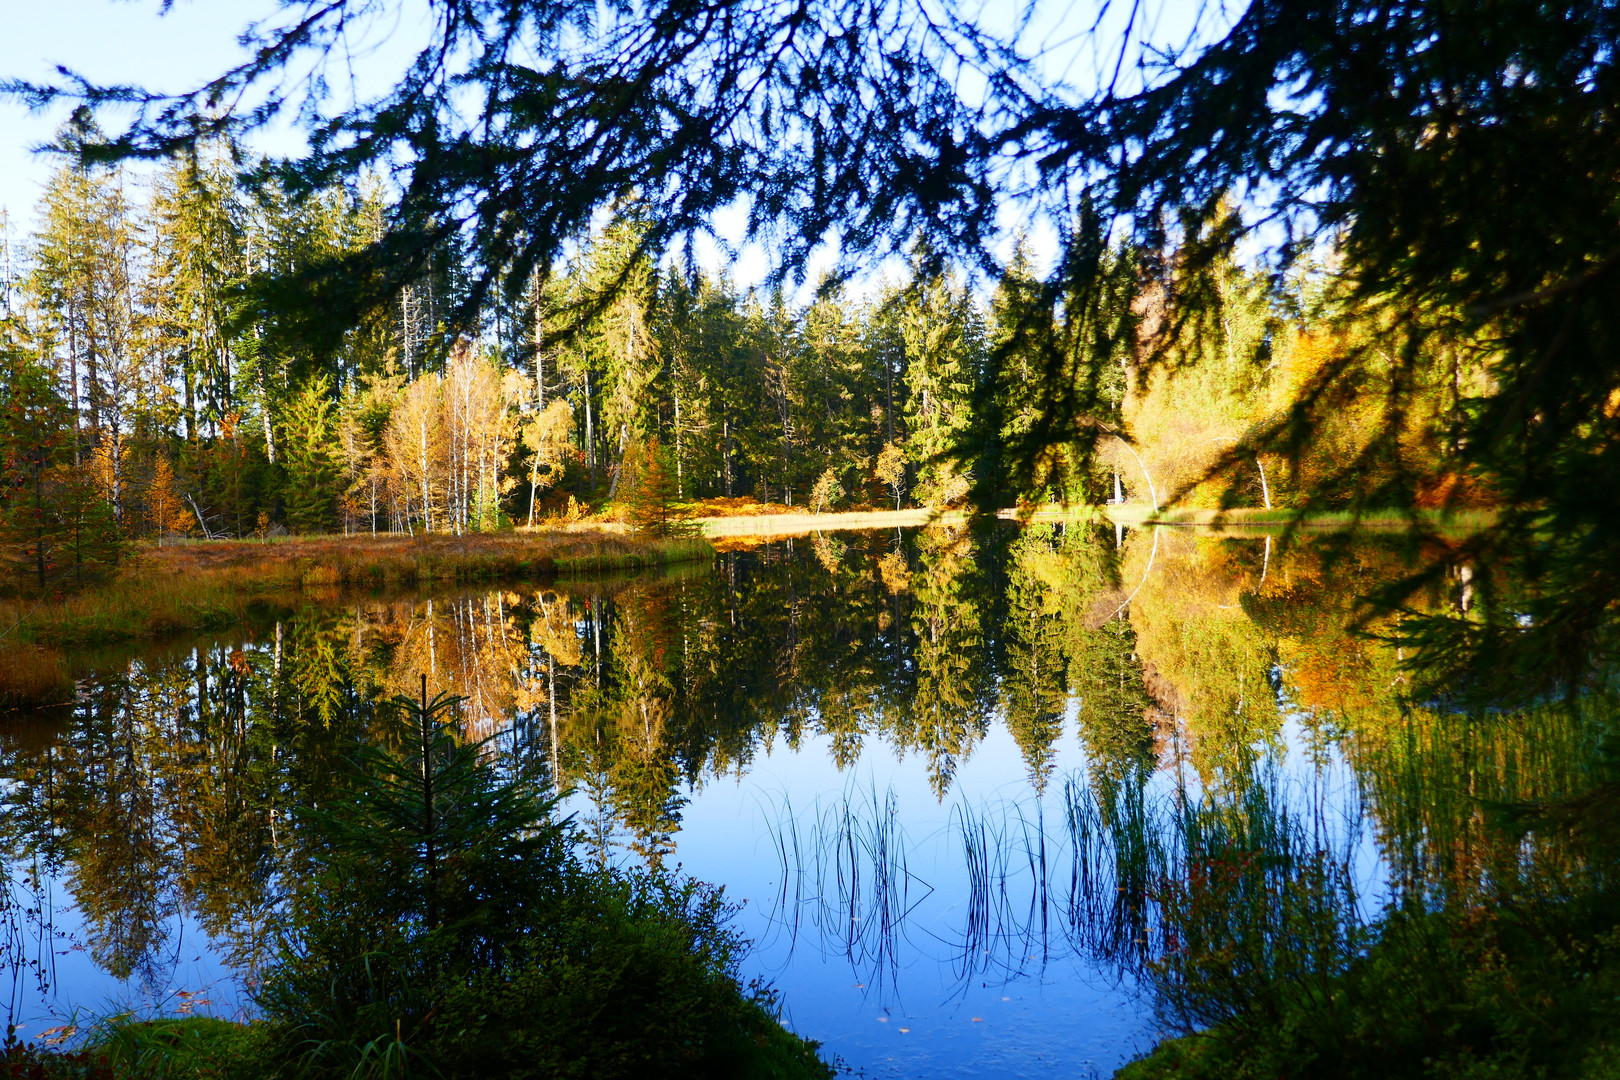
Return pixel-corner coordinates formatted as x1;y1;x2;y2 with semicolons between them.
149;455;191;539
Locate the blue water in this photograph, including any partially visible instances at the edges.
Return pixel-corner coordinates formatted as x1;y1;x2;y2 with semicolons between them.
1;525;1394;1077
5;696;1380;1077
667;721;1156;1077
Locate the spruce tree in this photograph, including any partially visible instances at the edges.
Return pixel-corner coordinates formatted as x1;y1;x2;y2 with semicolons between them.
279;375;342;534
625;439;687;538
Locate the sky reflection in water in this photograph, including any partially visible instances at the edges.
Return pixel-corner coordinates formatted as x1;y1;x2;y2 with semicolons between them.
1;523;1440;1076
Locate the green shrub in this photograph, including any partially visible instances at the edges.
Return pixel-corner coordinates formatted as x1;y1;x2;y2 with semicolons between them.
2;1017;266;1080
427;873;823;1079
255;684;828;1080
1121;886;1620;1080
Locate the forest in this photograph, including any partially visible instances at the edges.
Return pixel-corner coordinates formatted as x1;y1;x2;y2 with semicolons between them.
0;137;1490;579
1;0;1616;1077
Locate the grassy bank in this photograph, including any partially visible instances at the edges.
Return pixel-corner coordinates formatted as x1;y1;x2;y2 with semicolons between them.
5;1004;828;1080
0;532;712;705
1102;504;1498;530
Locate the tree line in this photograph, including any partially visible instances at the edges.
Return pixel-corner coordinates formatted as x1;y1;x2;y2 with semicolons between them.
0;136;1491;590
0;143;992;570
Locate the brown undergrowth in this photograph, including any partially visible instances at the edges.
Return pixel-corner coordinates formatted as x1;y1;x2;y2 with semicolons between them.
0;532;712;707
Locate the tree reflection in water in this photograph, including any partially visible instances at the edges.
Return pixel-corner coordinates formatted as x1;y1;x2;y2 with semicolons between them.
1;522;1610;1039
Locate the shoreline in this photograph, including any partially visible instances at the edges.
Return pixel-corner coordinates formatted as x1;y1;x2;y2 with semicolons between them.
686;502;1494;539
0;531;713;707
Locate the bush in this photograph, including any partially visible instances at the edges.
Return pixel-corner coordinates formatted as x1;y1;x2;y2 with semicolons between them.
429;874;824;1079
1121;891;1620;1080
255;685;828;1080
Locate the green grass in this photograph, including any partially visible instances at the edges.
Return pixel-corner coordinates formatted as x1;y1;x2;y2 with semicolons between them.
552;536;715;575
2;1017;266;1080
6;1008;827;1080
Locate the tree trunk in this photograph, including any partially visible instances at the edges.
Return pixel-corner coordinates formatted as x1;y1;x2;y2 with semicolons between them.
584;366;596;486
259;365;276;464
723;415;732;496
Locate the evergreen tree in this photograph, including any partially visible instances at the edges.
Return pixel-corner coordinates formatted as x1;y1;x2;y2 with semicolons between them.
146;148;244;441
279;375;341;534
256;685;812;1079
624;439;689;539
0;326;72;588
899;264;981;506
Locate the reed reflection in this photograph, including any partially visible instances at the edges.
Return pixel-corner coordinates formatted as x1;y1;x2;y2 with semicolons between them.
3;521;1606;1033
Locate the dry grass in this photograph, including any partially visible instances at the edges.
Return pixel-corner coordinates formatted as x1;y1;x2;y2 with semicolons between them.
0;531;713;649
683;496;799;517
0;644;73;709
674;496;887;519
697;507;963;538
1102;503;1499;531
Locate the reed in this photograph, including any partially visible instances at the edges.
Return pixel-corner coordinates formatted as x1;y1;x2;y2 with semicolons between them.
761;761;1370;1008
0;532;714;649
765;786;926;991
551;536;713;574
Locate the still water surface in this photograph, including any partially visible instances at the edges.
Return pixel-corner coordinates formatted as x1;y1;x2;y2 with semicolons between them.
0;523;1534;1075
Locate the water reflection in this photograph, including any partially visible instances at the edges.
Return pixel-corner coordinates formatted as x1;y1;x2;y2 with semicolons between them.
1;522;1610;1075
759;743;1372;1005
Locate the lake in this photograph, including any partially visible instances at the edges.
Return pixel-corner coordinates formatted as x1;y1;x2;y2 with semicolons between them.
0;522;1590;1076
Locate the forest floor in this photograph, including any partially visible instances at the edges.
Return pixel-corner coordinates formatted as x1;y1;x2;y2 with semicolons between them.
0;530;712;707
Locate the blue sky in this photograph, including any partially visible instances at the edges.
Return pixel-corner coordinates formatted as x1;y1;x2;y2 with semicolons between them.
0;0;1222;292
0;0;412;222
